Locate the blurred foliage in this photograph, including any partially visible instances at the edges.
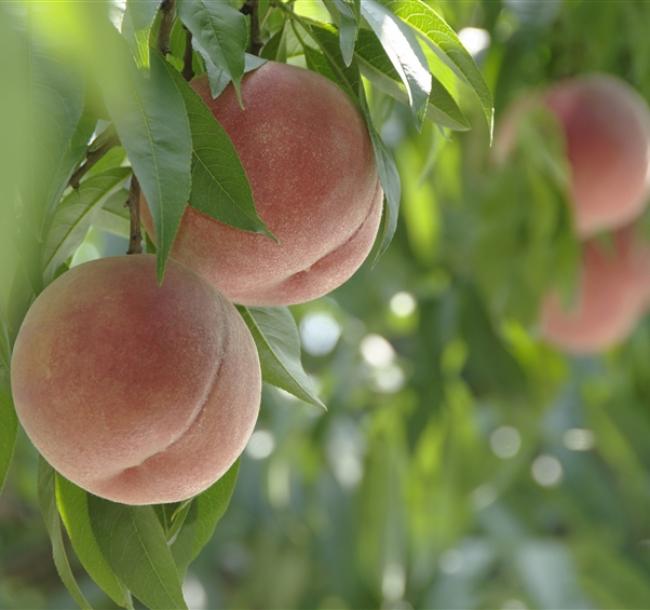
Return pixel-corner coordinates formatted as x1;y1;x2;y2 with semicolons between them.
2;1;650;609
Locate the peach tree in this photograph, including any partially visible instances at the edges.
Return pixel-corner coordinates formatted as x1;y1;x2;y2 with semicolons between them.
0;1;491;608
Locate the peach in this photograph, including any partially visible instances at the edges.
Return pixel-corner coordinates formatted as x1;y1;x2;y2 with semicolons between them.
540;228;650;354
495;75;650;237
141;61;383;306
10;255;261;505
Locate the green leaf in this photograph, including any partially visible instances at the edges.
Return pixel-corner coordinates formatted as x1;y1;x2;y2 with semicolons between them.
300;22;361;99
239;307;325;409
0;378;17;494
103;49;192;282
177;0;247;103
93;189;131;236
161;59;272;236
56;476;131;609
260;25;288;62
24;34;91;229
383;0;494;135
122;0;160;67
42;168;131;283
360;0;431;128
89;496;187;610
330;0;359;66
203;52;267;99
355;30;468;130
38;459;93;610
363;100;401;262
172;461;240;575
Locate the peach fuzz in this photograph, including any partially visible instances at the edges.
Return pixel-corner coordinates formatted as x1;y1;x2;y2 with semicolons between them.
10;255;261;505
141;61;383;306
540;228;650;354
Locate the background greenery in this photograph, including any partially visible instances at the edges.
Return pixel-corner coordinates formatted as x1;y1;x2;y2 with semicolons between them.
2;1;650;609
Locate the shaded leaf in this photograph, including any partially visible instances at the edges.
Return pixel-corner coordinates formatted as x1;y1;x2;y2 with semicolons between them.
103;48;192;281
203;53;267;99
0;378;17;494
362;99;401;262
38;459;93;610
42;168;131;282
360;0;431;127
122;0;160;67
161;60;272;236
56;476;131;609
177;0;247;102
93;189;131;236
240;307;325;409
172;462;240;575
89;497;187;610
330;0;359;66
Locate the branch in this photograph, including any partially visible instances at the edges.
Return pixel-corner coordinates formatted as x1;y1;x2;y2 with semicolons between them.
68;134;119;189
182;27;194;81
241;0;262;56
126;177;143;255
158;0;176;56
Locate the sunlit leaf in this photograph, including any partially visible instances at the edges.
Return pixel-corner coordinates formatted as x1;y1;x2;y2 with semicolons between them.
383;0;493;134
360;0;431;128
355;30;468;130
122;0;160;67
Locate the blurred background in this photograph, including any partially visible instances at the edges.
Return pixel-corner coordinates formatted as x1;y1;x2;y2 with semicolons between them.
3;1;650;609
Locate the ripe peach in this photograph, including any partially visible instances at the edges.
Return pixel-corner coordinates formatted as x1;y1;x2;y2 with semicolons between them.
495;75;650;237
544;75;650;236
141;61;383;306
540;228;650;354
10;255;261;505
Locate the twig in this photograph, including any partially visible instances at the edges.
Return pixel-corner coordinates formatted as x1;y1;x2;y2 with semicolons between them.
241;0;262;56
158;0;176;56
182;27;194;81
126;177;142;255
68;135;119;189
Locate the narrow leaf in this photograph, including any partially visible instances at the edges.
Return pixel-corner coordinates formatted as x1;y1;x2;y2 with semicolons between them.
161;60;272;236
93;189;131;236
56;476;130;609
383;0;494;134
121;0;160;67
103;49;192;281
38;459;93;610
89;497;187;610
177;0;247;102
0;378;17;494
331;0;359;66
42;168;131;282
355;30;468;130
240;307;325;409
203;53;267;100
362;97;401;261
360;0;431;127
172;462;240;575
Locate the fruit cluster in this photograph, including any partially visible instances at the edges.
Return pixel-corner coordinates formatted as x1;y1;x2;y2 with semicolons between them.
10;62;383;505
498;75;650;353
